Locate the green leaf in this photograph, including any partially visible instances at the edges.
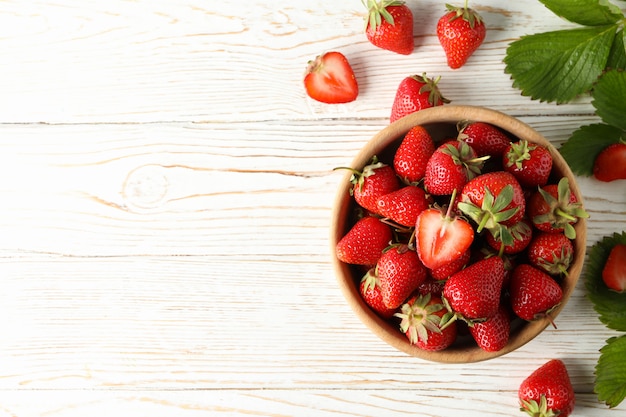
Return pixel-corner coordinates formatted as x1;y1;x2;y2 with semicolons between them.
595;335;626;407
607;29;626;70
504;25;617;103
585;231;626;331
558;123;625;176
592;70;626;130
539;0;624;26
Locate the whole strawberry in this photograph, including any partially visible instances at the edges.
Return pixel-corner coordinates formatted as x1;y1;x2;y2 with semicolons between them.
430;248;471;280
364;0;414;55
503;139;553;188
396;293;458;351
393;125;435;183
377;244;428;309
390;73;449;123
593;142;626;182
442;256;505;324
527;177;589;239
519;359;575;417
469;305;510;352
436;1;486;69
458;121;511;158
486;217;533;256
337;157;400;215
509;264;562;324
376;185;432;227
527;232;574;276
424;140;486;196
360;269;397;319
336;216;393;266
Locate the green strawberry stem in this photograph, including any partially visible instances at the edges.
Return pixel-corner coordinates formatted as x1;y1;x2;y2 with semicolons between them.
555;208;577;222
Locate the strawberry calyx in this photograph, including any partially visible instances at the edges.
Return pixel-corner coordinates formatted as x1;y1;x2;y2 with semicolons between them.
444;1;483;29
504;139;536;171
413;73;451;106
520;395;559;417
360;268;379;292
537;247;572;276
439;295;488;329
334;155;386;194
533;177;589;239
440;140;489;180
458;184;520;246
395;293;444;344
363;0;406;31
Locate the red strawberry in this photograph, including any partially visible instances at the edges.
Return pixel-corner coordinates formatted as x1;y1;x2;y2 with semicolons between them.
442;256;505;324
364;0;414;55
396;293;458;351
602;244;626;292
390;73;450;123
430;248;471;280
509;264;562;323
457;171;526;246
424;140;486;195
469;305;510;352
527;177;589;239
436;1;486;69
416;277;446;297
376;185;433;227
527;232;574;276
377;244;428;309
486;217;533;255
519;359;575;417
593;142;626;182
336;216;393;265
359;269;397;319
415;197;474;270
393;125;436;183
457;121;511;158
503;140;553;188
303;51;358;104
338;158;400;215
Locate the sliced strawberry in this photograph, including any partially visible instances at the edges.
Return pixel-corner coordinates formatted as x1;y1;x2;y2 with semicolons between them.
602;244;626;292
593;142;626;182
303;51;358;104
415;196;474;270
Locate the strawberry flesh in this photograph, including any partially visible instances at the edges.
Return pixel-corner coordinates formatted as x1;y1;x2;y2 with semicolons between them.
303;51;358;104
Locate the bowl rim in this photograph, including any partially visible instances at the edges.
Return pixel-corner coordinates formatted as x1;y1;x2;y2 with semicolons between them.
330;105;587;363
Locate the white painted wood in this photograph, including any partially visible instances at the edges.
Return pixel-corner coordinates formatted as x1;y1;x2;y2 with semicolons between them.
0;0;624;415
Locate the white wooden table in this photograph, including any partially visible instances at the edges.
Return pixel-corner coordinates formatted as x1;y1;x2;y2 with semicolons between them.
1;1;625;415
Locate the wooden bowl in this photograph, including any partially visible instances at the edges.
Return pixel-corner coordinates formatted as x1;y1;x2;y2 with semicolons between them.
330;105;587;363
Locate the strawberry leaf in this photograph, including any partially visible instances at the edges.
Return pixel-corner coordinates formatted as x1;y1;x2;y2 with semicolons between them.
504;25;617;103
607;29;626;70
592;69;626;131
539;0;624;26
595;335;626;408
585;231;626;331
559;123;626;176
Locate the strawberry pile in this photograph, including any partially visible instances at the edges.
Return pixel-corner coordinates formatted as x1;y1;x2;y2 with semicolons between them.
335;121;589;352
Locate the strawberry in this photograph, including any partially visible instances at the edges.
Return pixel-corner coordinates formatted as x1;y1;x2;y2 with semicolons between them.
303;51;358;104
602;243;626;292
486;217;533;256
469;305;510;352
457;121;512;158
436;1;486;69
424;140;487;196
390;73;450;123
527;177;589;239
457;171;526;246
393;125;436;184
337;157;401;215
441;256;505;324
364;0;414;55
336;216;393;265
593;142;626;182
396;293;458;351
415;194;475;270
509;264;562;323
503;140;553;188
376;185;432;227
377;244;428;309
519;359;575;417
416;277;446;297
430;248;471;281
359;269;397;319
527;232;574;276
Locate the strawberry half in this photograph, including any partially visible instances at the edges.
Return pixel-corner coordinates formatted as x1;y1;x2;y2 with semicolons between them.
303;51;358;104
602;244;626;292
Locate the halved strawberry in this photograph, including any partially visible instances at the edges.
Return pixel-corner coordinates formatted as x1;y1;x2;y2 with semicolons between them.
415;193;474;270
602;244;626;292
303;51;358;104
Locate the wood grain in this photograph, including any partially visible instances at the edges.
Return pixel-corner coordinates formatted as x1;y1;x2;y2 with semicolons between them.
1;0;625;415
